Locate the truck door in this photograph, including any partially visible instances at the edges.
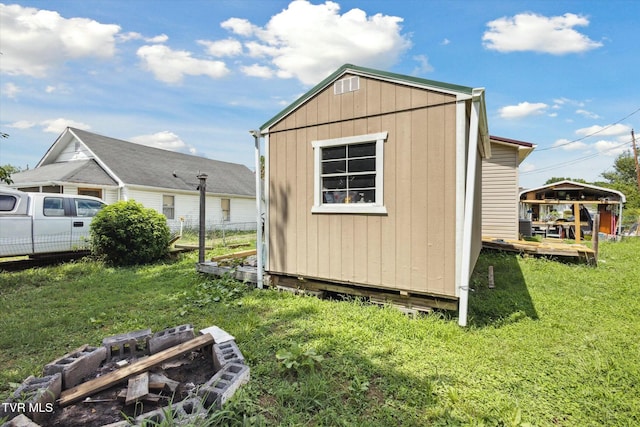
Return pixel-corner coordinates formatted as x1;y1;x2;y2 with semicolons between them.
33;196;72;254
71;197;105;250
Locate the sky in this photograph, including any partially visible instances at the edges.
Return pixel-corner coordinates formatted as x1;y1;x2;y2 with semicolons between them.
1;0;639;189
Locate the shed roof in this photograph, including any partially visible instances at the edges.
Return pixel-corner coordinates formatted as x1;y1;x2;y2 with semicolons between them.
489;135;536;165
260;63;477;132
17;128;255;197
519;180;626;203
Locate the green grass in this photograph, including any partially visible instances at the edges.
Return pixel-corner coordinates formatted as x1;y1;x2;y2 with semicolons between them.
1;239;639;426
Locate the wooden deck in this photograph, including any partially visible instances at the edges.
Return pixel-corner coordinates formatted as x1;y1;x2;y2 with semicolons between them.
482;237;596;264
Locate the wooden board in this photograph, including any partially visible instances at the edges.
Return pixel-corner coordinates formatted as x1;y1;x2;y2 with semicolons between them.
210;249;256;262
125;373;149;405
58;333;214;406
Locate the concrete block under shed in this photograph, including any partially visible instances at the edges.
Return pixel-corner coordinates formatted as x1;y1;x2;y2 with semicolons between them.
198;362;250;409
148;324;195;354
212;341;245;372
43;345;106;389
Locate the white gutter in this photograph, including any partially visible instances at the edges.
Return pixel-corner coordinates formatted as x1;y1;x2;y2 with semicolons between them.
251;130;264;289
458;89;483;327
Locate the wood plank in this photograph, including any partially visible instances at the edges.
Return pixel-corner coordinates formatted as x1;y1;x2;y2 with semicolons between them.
59;333;214;406
125;373;149;405
210;249;256;262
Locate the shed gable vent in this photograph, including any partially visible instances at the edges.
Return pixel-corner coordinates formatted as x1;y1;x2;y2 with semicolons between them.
334;76;360;95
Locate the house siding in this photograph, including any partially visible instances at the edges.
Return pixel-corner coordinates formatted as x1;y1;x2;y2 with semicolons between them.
482;143;518;240
267;75;458;299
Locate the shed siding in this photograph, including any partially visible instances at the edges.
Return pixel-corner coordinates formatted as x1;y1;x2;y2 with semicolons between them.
482;143;518;240
267;75;458;299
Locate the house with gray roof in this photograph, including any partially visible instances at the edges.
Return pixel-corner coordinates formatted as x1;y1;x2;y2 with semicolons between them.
8;127;256;231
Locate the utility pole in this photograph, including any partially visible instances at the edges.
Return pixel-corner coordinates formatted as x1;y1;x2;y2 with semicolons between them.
632;129;640;192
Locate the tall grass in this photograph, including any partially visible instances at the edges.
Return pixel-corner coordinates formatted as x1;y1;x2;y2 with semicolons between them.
1;239;638;425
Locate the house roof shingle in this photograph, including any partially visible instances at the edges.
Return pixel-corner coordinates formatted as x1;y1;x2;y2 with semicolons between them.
18;128;255;197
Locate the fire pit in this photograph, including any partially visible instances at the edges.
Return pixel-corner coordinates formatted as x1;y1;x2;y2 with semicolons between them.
1;325;249;426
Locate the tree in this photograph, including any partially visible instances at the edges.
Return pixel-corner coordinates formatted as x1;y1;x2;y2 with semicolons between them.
544;177;588;185
0;131;13;184
600;150;637;186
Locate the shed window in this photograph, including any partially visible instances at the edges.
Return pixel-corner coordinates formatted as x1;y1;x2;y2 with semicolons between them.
162;195;175;219
312;132;387;214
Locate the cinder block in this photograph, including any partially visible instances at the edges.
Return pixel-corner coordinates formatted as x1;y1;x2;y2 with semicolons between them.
10;374;61;424
2;413;41;427
102;328;152;361
133;396;208;426
200;325;234;344
212;341;245;372
148;324;195;354
198;362;250;409
43;345;106;389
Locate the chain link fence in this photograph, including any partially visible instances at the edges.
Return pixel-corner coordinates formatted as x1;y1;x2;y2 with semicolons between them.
170;220;257;249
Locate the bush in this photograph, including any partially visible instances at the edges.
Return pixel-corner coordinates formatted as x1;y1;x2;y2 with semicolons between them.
90;200;171;265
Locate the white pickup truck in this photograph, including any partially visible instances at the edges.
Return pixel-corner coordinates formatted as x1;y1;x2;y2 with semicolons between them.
0;188;106;258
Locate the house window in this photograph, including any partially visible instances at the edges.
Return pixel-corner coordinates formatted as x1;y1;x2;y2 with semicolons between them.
162;195;175;219
221;198;230;222
312;132;387;214
78;188;102;199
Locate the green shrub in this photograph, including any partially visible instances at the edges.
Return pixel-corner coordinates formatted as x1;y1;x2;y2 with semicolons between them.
90;200;171;265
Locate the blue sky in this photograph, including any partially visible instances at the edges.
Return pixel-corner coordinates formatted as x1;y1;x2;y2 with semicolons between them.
1;0;638;189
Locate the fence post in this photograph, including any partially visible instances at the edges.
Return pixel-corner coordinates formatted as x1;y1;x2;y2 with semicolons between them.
593;213;600;262
197;173;208;264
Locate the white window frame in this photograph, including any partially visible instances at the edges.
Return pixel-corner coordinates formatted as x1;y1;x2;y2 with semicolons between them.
311;131;388;214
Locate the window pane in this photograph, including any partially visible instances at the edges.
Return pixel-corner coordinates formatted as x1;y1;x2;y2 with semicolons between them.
349;174;376;189
43;197;65;216
322;146;346;160
353;189;376;203
348;158;375;172
0;195;17;211
348;143;375;157
323;190;347;204
322;176;346;190
322;160;346;174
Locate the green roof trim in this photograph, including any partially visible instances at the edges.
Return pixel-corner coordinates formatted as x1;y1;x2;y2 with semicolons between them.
260;63;476;132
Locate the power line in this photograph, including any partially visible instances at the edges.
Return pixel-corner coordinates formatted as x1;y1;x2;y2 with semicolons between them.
536;106;640;151
520;138;632;175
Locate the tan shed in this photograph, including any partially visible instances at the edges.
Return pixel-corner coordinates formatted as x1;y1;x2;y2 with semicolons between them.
255;64;490;326
482;136;535;240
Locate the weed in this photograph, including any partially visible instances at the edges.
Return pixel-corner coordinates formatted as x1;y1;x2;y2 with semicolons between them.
275;341;324;376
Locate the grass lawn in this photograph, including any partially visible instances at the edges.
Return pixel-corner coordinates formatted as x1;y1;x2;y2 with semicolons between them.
1;238;639;426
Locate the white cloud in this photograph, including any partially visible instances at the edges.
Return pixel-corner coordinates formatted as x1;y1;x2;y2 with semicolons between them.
0;4;120;77
41;118;91;134
594;139;630;157
575;123;631;137
7;120;36;129
441;38;451;46
136;45;230;84
483;12;602;54
499;102;548;119
119;31;169;43
575;109;600;119
221;17;257;37
519;162;536;173
225;0;411;85
241;64;275;79
130;131;197;154
552;138;588;151
412;55;434;74
2;83;21;99
198;38;243;57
